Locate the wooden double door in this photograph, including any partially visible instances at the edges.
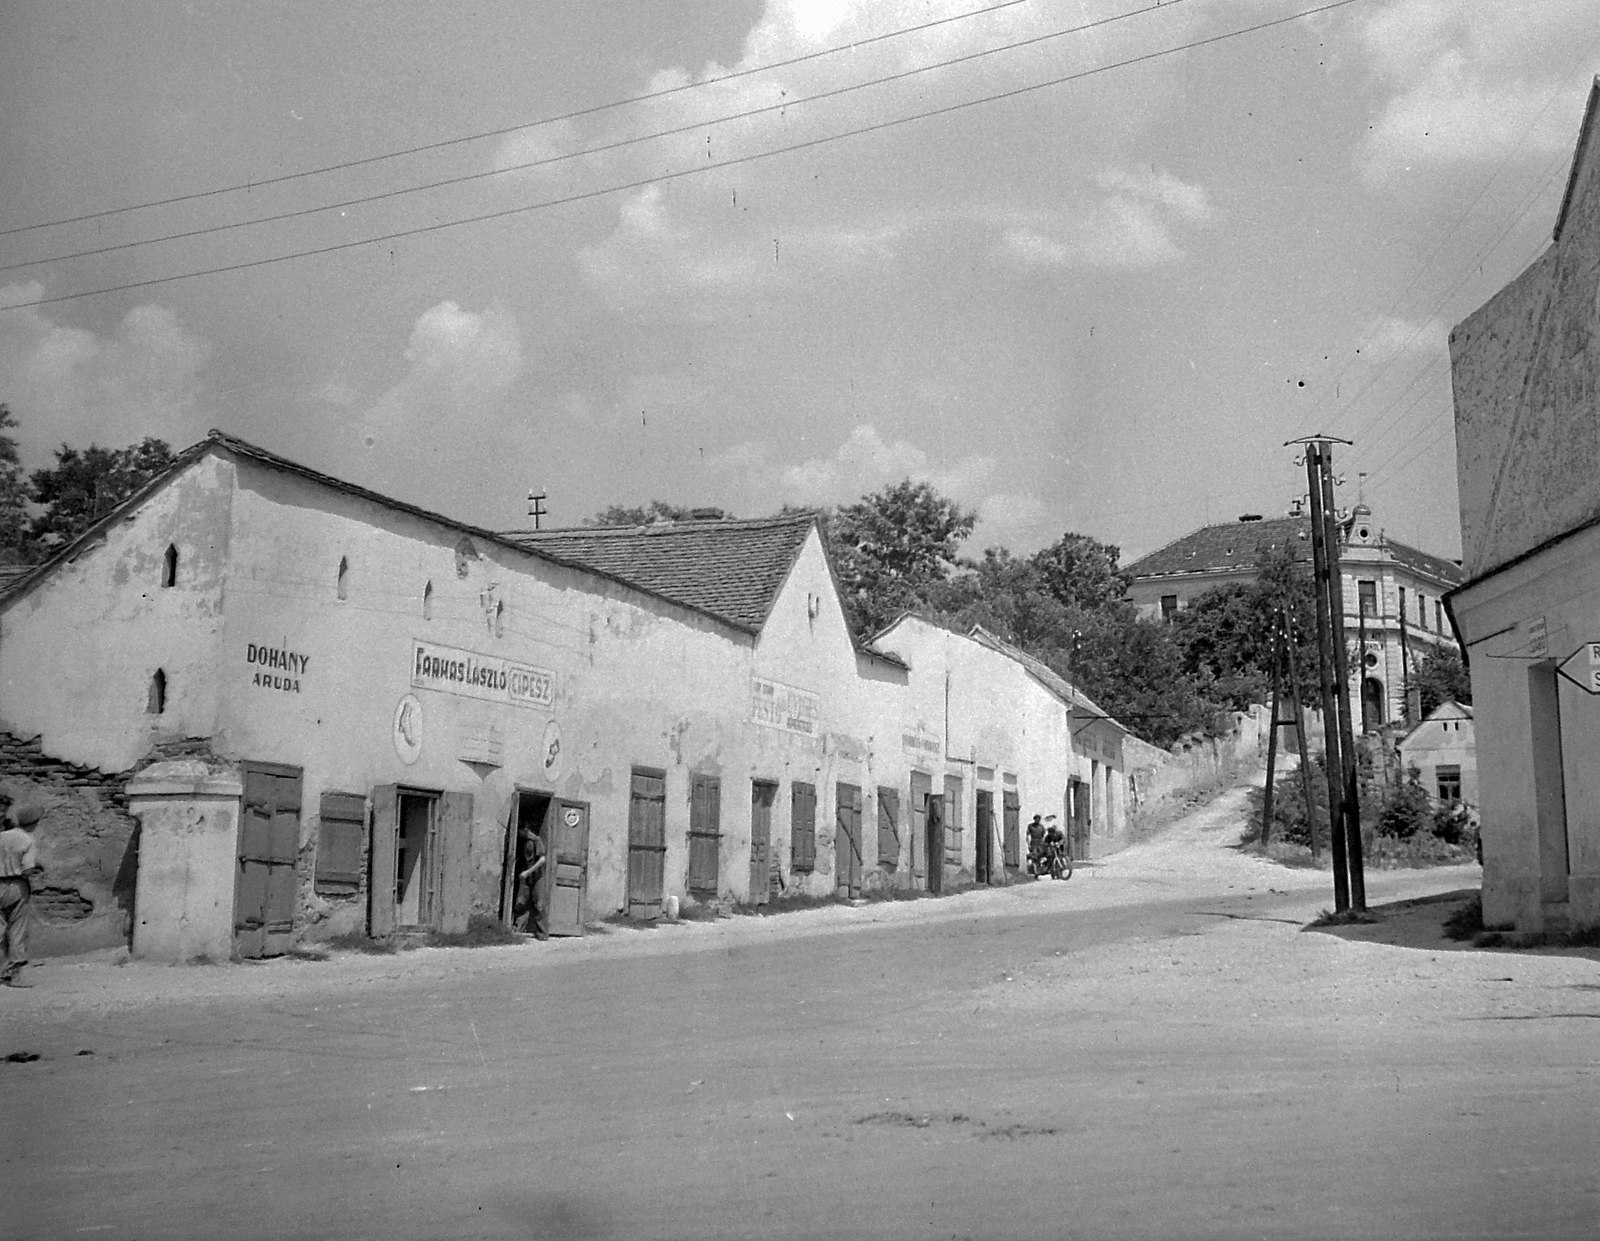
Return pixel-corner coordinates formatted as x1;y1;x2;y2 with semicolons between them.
235;763;303;959
500;791;591;937
370;786;473;937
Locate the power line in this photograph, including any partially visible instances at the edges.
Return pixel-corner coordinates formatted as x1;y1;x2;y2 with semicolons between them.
1;0;1194;275
0;0;1046;239
0;0;1371;313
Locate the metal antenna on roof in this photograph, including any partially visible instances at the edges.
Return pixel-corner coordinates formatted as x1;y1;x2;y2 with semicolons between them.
527;490;547;530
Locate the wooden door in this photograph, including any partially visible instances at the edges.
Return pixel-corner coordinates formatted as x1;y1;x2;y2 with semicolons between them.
876;787;900;878
369;784;398;937
628;769;666;919
1070;778;1091;861
436;792;474;934
687;774;721;897
749;782;776;905
975;790;994;885
925;791;944;895
1002;789;1021;869
235;763;302;958
548;800;590;937
835;783;862;898
909;771;931;889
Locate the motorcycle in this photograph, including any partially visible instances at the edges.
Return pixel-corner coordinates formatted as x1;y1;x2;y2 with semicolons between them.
1027;837;1073;881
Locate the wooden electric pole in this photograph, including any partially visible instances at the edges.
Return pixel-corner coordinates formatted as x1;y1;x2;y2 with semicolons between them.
1317;444;1366;910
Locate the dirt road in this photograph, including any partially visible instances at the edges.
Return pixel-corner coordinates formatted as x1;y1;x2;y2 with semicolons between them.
5;784;1598;1240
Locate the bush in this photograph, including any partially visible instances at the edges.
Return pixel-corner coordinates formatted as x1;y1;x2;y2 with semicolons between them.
1242;753;1325;848
1378;772;1433;840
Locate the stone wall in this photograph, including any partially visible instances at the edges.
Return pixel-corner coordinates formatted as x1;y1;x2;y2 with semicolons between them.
0;732;139;956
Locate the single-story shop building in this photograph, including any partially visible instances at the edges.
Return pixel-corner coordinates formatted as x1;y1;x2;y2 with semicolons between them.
0;432;1131;961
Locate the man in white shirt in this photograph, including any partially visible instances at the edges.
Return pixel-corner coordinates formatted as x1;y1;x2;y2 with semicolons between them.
0;800;44;988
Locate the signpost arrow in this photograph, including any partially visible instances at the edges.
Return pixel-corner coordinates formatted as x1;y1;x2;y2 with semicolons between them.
1556;643;1600;695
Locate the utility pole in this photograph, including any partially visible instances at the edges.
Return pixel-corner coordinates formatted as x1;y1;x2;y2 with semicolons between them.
526;490;548;530
1318;446;1366;910
1292;437;1350;910
1283;607;1320;860
1260;613;1285;847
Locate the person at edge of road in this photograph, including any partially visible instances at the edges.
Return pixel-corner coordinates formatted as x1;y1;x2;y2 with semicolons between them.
1043;814;1066;859
1026;814;1046;858
1;799;45;988
513;824;548;941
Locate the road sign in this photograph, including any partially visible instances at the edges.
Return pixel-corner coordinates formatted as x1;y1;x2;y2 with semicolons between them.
1556;643;1600;694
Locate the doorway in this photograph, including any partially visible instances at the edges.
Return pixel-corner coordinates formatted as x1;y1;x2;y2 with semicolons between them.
501;791;551;927
1068;778;1091;861
750;781;776;904
925;791;945;895
975;789;994;885
395;791;439;928
836;783;863;898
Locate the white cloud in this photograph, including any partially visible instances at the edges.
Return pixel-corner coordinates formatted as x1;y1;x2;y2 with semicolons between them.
359;300;524;447
1358;0;1600;178
0;281;212;459
1365;314;1447;358
996;167;1213;270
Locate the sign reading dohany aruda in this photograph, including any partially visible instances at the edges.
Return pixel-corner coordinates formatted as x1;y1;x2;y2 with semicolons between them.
411;640;554;709
751;675;819;736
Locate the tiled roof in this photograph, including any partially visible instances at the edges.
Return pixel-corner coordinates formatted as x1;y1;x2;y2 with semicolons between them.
966;625;1126;734
503;514;818;634
1124;517;1311;579
1125;516;1464;588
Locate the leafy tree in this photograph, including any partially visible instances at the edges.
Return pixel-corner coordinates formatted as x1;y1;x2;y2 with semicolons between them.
1412;645;1471;715
29;437;176;552
588;500;731;526
0;405;32;565
1030;532;1129;611
824;479;977;636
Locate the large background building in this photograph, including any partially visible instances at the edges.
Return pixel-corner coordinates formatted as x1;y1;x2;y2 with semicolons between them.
1125;506;1463;732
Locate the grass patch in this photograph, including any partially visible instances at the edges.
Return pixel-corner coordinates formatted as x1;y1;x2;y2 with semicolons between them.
736;891;851;917
325;930;406;955
597;912;653;932
1307;907;1383;928
285;945;330;963
1442;894;1484;942
425;913;523;948
1474;924;1600;949
674;900;726;922
859;885;929;903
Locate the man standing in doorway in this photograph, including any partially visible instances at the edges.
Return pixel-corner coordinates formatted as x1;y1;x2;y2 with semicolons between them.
1;800;44;987
514;824;548;941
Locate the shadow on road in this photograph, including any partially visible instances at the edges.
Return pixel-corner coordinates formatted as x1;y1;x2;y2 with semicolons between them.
1305;886;1600;960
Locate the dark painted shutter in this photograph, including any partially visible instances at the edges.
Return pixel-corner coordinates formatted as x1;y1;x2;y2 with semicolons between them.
437;792;474;934
315;792;365;893
876;787;900;869
369;785;399;937
1002;790;1021;867
791;782;816;872
236;763;302;958
628;769;667;918
688;774;721;895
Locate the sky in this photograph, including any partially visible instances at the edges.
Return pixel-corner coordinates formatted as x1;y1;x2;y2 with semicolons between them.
2;0;1598;564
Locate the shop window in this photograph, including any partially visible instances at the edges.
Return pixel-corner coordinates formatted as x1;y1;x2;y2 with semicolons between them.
1436;765;1462;804
876;786;900;868
791;782;817;872
315;792;366;894
688;774;721;895
423;580;433;620
337;556;349;600
161;544;178;587
146;668;166;715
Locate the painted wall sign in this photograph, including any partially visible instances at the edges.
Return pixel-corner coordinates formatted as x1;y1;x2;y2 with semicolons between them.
410;640;554;709
246;642;309;693
541;719;564;778
901;726;940;758
393;694;423;764
751;675;819;735
1557;643;1600;695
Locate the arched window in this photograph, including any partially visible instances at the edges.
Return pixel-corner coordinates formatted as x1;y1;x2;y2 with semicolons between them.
494;599;505;638
337;556;349;601
161;544;178;588
147;669;167;715
423;580;434;620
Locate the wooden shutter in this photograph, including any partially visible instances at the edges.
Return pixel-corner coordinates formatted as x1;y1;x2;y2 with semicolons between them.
315;792;366;892
1002;790;1021;867
548;800;590;936
943;775;963;868
876;787;900;869
369;784;399;937
791;782;816;872
688;774;721;895
237;763;302;958
835;783;862;896
437;791;474;934
749;781;776;904
628;769;667;918
909;771;931;883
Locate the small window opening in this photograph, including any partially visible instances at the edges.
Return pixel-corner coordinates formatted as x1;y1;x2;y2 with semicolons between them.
494;599;505;638
147;668;167;715
337;556;349;601
161;544;178;587
423;580;434;620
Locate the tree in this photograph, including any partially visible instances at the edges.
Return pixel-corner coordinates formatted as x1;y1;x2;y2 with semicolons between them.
29;437;176;552
1030;532;1129;611
588;500;731;526
0;405;32;565
1412;645;1471;716
824;479;977;636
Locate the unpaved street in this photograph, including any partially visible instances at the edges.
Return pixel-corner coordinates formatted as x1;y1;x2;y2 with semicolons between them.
5;786;1599;1240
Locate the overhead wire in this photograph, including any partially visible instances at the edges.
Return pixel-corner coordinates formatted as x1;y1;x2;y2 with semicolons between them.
0;0;1047;238
0;0;1372;313
0;0;1194;276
